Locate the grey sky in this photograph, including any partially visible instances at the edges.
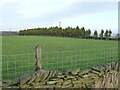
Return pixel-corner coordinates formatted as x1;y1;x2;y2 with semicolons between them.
0;0;119;34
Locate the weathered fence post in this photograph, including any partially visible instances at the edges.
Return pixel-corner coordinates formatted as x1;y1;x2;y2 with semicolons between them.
35;45;42;71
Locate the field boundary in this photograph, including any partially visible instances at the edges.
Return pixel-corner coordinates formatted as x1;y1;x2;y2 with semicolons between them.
1;47;118;80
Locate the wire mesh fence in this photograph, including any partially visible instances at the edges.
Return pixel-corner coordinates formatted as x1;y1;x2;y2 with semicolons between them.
2;53;35;81
1;47;118;81
42;48;118;71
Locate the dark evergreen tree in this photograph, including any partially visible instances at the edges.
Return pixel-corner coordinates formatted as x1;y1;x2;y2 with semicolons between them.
99;29;104;39
104;30;109;40
108;29;112;39
94;30;98;39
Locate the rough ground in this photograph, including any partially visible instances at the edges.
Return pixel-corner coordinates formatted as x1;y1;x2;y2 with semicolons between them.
1;61;119;89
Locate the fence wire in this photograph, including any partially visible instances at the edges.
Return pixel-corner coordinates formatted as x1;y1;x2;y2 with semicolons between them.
1;47;118;80
0;36;2;86
2;53;35;80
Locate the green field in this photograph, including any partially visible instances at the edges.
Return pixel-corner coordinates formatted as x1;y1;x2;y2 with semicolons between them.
2;36;118;80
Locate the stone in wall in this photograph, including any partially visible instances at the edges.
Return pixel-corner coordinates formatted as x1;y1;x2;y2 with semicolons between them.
1;61;119;88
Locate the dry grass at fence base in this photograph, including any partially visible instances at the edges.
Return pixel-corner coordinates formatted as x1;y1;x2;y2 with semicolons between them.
1;61;119;88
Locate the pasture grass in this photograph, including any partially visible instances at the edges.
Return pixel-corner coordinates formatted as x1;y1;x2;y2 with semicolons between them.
2;36;118;80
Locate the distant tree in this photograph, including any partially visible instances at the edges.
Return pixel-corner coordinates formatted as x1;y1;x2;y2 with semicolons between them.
99;29;104;39
108;29;112;39
94;30;98;39
81;27;85;38
85;30;90;39
75;26;80;38
104;30;109;40
88;29;91;38
76;26;79;30
85;30;88;38
19;26;112;40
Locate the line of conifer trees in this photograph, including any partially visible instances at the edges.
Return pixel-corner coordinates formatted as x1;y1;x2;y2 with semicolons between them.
19;26;112;39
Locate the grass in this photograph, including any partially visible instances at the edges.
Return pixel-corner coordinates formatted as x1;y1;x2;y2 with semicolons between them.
2;36;118;80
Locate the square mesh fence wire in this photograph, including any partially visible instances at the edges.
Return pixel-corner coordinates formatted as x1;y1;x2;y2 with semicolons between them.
1;47;118;81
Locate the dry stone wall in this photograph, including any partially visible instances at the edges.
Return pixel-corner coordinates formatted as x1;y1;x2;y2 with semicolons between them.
1;61;119;88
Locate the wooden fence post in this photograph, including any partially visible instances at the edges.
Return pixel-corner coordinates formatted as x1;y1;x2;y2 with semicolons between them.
35;45;42;71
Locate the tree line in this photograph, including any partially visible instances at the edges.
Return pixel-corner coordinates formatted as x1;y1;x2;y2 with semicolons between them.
19;26;112;40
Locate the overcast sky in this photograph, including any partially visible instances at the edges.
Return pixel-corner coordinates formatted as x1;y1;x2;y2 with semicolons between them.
0;0;119;34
